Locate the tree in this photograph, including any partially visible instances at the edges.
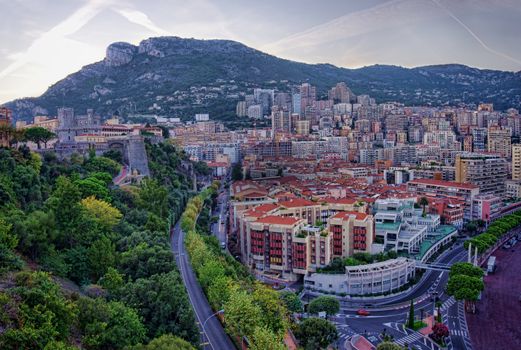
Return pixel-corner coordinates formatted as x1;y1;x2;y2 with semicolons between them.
280;291;303;313
449;262;484;279
0;218;23;272
98;267;124;296
207;275;234;310
294;317;338;350
419;197;429;217
24;127;55;149
128;334;195;350
119;243;175;281
0;272;78;349
121;271;198;343
223;287;263;340
231;163;243;181
198;259;226;290
85;156;121;176
76;177;111;200
46;176;82;245
446;275;484;298
431;322;449;344
250;326;285;350
308;296;340;317
16;210;57;260
407;299;415;328
81;196;123;231
252;283;289;335
87;236;116;280
446;274;484;313
77;297;146;349
138;179;169;219
376;342;403;350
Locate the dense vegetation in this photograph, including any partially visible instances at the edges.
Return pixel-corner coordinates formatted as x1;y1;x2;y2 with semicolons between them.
464;210;521;253
446;262;484;312
316;251;398;274
0;143;201;349
182;185;291;348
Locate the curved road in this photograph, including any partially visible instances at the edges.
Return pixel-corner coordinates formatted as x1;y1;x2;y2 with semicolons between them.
171;220;235;350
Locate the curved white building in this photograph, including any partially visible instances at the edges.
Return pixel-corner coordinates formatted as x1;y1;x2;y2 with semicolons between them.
304;257;416;295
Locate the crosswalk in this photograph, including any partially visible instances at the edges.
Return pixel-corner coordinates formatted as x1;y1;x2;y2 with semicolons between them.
440;296;456;311
451;329;468;337
395;332;423;346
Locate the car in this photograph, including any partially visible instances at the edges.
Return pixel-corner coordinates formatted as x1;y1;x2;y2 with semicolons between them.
357;309;370;316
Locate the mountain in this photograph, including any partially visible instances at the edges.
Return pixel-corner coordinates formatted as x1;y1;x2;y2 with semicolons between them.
4;36;521;122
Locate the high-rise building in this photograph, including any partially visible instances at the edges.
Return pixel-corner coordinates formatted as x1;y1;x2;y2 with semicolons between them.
471;128;487;152
328;82;354;103
487;126;511;158
236;101;247;117
247;105;262;119
0;107;13;147
512;144;521;180
455;153;508;196
271;107;291;135
292;93;302;116
299;83;316;112
253;88;274;116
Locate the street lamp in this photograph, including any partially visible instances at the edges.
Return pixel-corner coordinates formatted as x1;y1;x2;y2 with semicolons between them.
201;309;224;349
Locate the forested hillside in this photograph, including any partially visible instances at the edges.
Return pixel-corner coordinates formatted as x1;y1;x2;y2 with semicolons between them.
0;142;201;349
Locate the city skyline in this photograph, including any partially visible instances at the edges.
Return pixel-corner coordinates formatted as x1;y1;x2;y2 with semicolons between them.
2;0;521;104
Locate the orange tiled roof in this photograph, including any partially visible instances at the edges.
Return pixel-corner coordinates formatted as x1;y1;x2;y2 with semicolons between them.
279;198;316;208
255;215;301;225
331;211;369;221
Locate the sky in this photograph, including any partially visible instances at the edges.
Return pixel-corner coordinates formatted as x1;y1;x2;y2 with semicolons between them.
1;0;521;103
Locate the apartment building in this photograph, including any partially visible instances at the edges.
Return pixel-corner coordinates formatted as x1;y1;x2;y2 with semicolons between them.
248;215;306;280
512;144;521;180
454;153;508;197
488;126;511;158
407;178;479;221
328;211;374;257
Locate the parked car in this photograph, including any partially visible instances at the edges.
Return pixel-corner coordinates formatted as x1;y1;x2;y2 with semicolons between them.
357;309;370;316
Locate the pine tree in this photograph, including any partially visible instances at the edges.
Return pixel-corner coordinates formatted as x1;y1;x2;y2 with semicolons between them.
408;299;415;328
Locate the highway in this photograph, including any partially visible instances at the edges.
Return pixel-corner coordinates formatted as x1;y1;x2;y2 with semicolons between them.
171;219;235;350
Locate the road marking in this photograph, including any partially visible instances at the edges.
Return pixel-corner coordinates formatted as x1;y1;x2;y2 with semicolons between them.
395;332;422;346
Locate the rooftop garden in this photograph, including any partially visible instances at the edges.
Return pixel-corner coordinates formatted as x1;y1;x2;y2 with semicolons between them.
316;251;399;274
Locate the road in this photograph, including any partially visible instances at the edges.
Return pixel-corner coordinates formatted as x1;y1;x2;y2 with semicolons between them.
171;219;235;350
321;244;474;350
211;179;229;249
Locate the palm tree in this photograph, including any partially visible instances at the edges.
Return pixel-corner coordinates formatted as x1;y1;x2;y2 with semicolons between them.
419;197;429;217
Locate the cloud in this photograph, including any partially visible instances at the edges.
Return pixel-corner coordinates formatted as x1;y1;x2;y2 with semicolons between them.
115;8;170;36
0;0;113;80
262;0;441;55
431;0;521;66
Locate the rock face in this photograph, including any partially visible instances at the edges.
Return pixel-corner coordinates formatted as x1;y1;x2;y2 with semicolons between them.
105;42;137;67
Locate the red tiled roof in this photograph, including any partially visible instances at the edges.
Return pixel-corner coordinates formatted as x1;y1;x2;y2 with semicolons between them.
254;203;280;212
331;211;369;221
408;178;478;190
279;198;316;208
321;197;357;205
255;215;301;225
